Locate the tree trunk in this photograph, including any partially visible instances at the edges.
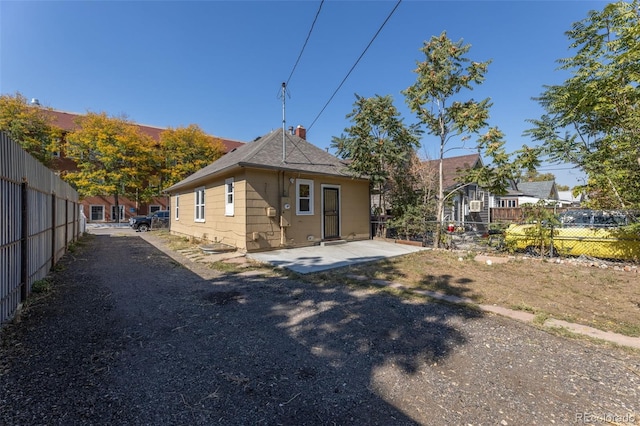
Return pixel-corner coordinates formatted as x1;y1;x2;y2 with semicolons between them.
434;145;445;249
606;176;626;209
114;192;120;223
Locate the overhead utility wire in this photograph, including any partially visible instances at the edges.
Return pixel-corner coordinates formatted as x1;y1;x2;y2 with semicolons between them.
286;0;325;87
307;0;402;132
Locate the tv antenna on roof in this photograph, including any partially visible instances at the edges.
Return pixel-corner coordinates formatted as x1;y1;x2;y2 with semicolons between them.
279;82;290;163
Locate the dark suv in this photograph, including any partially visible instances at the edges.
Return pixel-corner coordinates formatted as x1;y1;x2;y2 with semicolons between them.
129;210;169;232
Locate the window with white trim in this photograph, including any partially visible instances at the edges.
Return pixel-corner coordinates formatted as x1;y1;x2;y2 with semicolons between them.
149;205;161;213
225;178;234;216
110;205;125;222
90;205;105;222
499;199;517;208
195;187;205;222
296;179;314;215
174;195;179;220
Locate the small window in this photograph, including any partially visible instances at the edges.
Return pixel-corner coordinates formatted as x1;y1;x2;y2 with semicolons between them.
52;137;62;158
225;178;234;216
149;205;161;213
174;195;179;221
499;199;517;208
195;187;205;222
90;205;105;222
296;179;314;215
110;205;125;222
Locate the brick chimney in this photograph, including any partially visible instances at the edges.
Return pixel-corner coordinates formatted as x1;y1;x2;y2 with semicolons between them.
295;125;306;140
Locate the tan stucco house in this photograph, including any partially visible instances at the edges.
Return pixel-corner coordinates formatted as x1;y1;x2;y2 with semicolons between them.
164;127;371;252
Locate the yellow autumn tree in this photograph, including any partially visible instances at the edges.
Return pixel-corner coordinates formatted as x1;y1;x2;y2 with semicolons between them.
0;92;61;166
159;124;225;189
65;112;160;222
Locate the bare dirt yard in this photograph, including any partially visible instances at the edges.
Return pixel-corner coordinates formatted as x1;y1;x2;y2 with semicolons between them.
1;230;639;425
316;247;640;338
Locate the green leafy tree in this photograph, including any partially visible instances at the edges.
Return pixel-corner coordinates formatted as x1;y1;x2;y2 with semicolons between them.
522;170;556;183
387;151;438;242
525;0;640;209
517;201;561;257
159;124;225;190
0;92;61;166
331;94;420;236
463;127;541;195
402;31;493;247
64;112;159;222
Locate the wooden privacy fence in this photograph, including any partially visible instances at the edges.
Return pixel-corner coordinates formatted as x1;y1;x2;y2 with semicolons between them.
0;131;82;324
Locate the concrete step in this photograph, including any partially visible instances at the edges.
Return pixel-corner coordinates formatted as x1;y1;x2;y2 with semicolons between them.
320;240;347;247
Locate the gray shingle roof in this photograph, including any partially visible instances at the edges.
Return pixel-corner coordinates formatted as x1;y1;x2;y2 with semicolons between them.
513;180;557;199
165;128;358;193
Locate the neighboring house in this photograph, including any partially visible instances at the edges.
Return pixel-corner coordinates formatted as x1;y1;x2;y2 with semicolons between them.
425;153;489;228
45;109;245;222
495;180;560;208
164;126;371;252
490;180;561;223
557;190;585;207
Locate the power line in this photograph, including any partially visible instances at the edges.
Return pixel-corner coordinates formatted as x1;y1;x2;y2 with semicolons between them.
307;0;402;132
536;166;582;171
286;0;325;87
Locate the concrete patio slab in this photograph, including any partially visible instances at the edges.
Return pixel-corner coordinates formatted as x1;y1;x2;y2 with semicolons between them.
247;239;428;274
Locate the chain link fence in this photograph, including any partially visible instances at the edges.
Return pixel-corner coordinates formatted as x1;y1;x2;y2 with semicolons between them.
374;219;508;253
374;210;640;264
503;221;640;263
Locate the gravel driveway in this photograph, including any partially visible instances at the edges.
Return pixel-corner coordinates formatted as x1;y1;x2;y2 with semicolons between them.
1;232;639;425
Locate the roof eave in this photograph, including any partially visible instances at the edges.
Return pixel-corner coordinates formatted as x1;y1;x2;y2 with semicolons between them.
165;162;367;193
164;164;243;193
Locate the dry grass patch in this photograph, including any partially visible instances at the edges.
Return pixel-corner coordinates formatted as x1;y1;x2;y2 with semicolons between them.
332;250;640;337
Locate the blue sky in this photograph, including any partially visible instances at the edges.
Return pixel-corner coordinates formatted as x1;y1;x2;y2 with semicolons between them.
1;0;609;187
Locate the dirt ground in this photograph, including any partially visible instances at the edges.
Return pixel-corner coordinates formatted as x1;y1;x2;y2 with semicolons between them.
1;231;639;425
322;248;640;338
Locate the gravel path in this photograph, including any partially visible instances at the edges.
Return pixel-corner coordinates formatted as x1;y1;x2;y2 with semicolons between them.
1;232;639;425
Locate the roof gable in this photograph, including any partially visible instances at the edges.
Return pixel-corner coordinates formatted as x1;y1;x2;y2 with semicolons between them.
165;128;357;192
558;190;583;203
513;180;558;200
424;153;482;189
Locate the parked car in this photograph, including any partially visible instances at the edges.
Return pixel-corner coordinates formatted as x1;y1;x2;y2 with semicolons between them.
129;210;170;232
504;210;640;261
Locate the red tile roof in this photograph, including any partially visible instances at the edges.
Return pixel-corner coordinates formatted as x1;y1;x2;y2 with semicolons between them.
45;110;244;153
